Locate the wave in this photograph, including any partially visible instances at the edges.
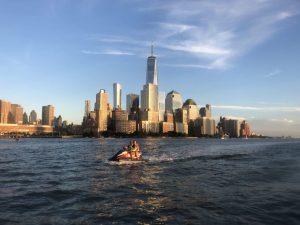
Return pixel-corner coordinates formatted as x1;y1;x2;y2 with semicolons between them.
107;160;145;166
146;153;248;164
106;153;249;166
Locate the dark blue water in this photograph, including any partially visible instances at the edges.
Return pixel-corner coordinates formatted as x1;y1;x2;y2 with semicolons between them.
0;138;299;224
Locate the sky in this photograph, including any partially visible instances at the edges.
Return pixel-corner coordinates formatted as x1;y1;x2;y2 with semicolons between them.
0;0;300;137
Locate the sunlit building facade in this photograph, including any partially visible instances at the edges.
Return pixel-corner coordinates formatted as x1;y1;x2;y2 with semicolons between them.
194;117;216;136
140;44;160;132
182;99;199;121
11;104;23;124
165;90;182;113
200;104;212;118
0;100;11;124
42;105;55;126
95;89;108;133
113;83;122;109
159;91;165;122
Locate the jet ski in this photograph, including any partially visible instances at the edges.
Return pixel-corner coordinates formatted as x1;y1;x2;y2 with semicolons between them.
109;148;142;162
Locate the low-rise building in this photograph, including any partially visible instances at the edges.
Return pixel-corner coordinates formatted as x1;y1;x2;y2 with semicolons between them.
160;122;174;134
140;121;160;133
0;124;54;134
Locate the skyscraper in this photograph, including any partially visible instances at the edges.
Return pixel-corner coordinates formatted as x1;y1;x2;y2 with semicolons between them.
113;83;122;109
141;45;159;117
218;117;241;138
95;89;108;132
140;84;159;113
194;117;216;136
165;90;183;113
200;104;212;117
23;112;29;124
146;44;158;85
0;100;11;124
158;91;165;122
42;105;55;126
29;110;37;124
11;104;23;124
140;45;159;132
126;94;139;113
240;120;251;137
84;100;91;118
182;99;199;121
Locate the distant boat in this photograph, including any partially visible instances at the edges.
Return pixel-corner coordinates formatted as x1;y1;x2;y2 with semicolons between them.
220;134;229;140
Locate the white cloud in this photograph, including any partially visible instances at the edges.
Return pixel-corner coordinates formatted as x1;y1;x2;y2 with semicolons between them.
264;69;282;78
83;0;300;69
277;11;293;20
161;42;231;56
102;50;135;56
81;50;134;56
81;50;102;55
271;118;294;123
213;105;300;112
156;22;196;38
213;105;261;110
162;63;212;69
139;0;300;69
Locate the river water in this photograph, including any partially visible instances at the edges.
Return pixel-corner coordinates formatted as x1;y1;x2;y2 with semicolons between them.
0;138;299;224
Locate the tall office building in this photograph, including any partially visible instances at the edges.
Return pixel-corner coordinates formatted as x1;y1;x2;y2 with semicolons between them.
218;117;241;138
165;90;182;113
0;100;11;124
126;94;139;113
194;117;216;136
140;84;159;116
113;83;122;109
146;44;158;85
84;100;91;118
11;104;23;124
23;112;29;124
182;99;199;121
29;110;37;124
174;108;189;134
158;91;165;122
95;89;109;132
182;99;199;136
42;105;55;126
55;115;63;128
240;120;251;137
140;45;159;132
140;45;159;119
200;104;212;118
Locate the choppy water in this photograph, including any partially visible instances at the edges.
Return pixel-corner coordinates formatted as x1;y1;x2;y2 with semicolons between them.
0;138;300;225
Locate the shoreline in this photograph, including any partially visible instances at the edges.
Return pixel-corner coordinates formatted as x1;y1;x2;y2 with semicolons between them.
0;135;296;140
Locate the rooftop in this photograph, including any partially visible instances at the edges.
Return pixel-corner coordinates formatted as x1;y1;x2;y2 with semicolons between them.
183;99;197;106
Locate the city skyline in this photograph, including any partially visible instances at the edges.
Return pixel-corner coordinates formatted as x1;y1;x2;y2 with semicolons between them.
0;0;299;137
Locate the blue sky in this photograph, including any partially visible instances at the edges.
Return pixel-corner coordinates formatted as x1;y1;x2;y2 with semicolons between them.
0;0;300;137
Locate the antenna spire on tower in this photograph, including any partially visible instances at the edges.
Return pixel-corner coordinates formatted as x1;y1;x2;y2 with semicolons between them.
151;42;154;56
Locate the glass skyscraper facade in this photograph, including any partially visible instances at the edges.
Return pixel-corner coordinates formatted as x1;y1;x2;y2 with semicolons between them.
146;45;158;85
113;83;122;109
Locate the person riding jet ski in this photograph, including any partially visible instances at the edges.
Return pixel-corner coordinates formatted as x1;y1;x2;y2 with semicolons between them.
109;140;142;161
